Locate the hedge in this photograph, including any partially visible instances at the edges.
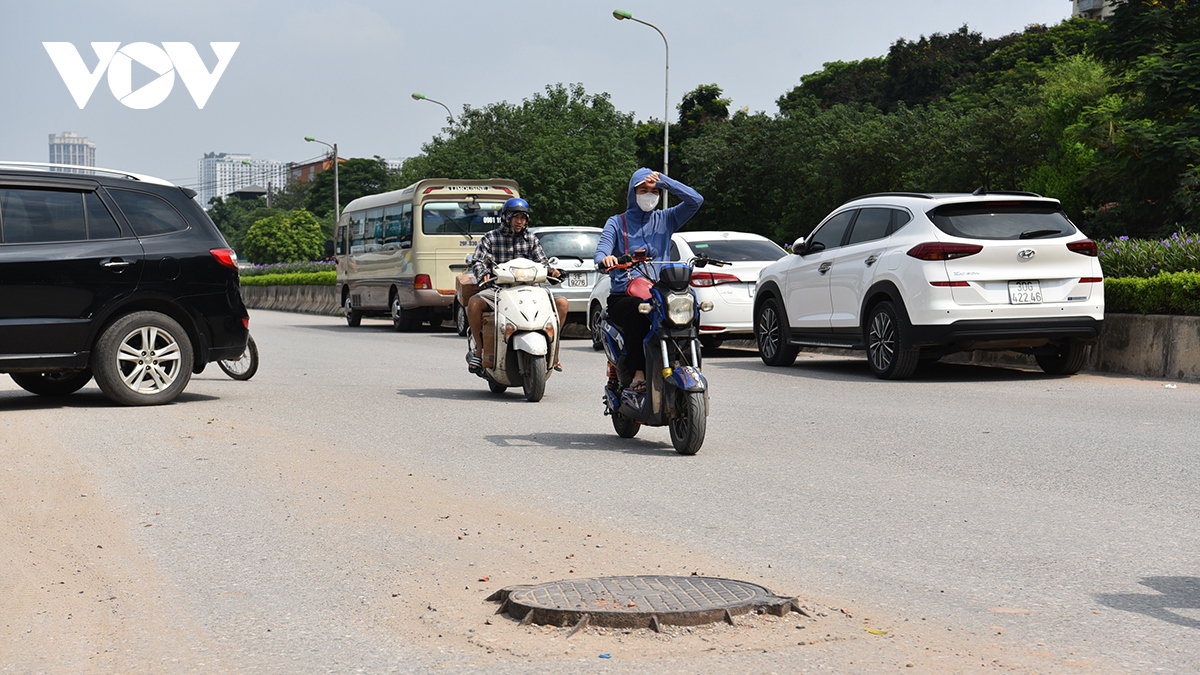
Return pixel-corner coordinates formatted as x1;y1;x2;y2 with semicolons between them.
239;271;336;286
1105;272;1200;315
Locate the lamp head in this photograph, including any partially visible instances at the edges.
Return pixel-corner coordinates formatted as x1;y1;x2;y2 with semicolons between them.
411;93;426;101
304;136;315;142
612;9;632;20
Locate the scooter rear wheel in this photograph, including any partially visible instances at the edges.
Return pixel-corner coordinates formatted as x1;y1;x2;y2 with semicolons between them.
669;390;706;455
611;409;639;438
486;373;507;394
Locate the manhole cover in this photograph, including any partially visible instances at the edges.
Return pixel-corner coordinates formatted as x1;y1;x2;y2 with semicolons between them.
488;575;802;630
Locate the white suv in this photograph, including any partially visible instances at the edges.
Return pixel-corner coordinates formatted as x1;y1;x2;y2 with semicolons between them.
753;191;1104;379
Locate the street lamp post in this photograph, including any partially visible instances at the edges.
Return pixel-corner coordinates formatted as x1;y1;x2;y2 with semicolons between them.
613;8;669;206
411;93;456;124
304;136;339;223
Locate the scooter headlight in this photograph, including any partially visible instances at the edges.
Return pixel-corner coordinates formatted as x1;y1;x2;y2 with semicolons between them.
666;292;695;326
510;266;537;283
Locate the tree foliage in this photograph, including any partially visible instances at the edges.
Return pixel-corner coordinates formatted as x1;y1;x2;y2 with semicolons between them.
394;84;637;229
206;195;280;253
240;209;325;264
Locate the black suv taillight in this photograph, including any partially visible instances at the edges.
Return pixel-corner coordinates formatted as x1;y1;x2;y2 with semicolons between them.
1067;239;1098;257
906;242;983;261
210;248;238;269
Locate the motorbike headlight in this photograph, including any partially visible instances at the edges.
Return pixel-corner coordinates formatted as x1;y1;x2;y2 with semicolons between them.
511;266;537;283
666;293;694;326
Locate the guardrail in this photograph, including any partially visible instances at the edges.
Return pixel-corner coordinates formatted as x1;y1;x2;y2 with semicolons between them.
239;285;1199;381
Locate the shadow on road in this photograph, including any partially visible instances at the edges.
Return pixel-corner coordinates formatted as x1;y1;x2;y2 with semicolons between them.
714;356;1051;383
396;387;524;402
1096;577;1200;630
0;389;218;410
483;432;672;455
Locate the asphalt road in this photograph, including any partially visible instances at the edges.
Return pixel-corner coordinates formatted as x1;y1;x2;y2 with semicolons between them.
2;308;1197;673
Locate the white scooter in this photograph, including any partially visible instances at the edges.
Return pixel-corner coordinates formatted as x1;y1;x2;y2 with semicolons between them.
469;257;562;402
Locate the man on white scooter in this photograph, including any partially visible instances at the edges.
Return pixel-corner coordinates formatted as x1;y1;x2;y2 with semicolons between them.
466;198;569;374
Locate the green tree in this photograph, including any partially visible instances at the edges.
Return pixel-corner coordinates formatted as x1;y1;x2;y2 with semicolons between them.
394;83;637;229
240;209;325;264
306;157;391;219
206;195;281;253
1088;0;1200;234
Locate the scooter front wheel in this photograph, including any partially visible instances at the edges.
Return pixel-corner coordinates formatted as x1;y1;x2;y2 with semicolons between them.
669;390;706;455
522;353;546;402
218;334;259;380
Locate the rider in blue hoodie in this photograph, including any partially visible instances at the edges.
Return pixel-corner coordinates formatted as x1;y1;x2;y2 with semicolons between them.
596;168;704;391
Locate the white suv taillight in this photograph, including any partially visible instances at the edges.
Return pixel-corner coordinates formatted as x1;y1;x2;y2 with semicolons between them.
906;242;983;260
1067;239;1098;256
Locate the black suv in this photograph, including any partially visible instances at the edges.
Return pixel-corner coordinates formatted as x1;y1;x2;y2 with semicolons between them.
0;163;249;405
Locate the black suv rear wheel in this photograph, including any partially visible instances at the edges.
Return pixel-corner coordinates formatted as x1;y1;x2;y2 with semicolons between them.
93;311;194;406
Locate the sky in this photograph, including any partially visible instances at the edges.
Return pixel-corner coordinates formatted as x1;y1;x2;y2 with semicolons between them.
1;0;1074;193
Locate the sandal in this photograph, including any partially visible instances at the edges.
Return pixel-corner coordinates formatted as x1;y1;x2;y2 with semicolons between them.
467;352;483;374
553;362;563;372
629;378;647;393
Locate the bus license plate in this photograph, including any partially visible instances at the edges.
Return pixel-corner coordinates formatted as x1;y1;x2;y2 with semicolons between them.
1008;280;1042;304
568;272;588;287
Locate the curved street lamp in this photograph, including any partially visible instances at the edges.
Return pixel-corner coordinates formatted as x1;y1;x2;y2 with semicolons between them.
411;92;456;124
304;136;339;222
613;8;669;205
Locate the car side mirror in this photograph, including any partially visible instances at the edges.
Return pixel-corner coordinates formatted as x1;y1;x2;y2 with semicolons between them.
791;237;806;255
324;239;335;257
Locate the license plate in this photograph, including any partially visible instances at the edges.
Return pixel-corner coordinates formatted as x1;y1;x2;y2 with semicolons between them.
1008;280;1042;304
568;272;588;287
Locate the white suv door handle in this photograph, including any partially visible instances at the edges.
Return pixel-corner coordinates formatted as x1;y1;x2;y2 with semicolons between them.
818;261;832;275
865;255;879;267
101;259;132;270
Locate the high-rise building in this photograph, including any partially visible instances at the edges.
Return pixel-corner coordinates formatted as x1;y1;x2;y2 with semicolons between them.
48;132;95;168
197;152;290;207
1071;0;1120;19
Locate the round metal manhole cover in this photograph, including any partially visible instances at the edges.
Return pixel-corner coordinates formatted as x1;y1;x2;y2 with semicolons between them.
490;575;800;629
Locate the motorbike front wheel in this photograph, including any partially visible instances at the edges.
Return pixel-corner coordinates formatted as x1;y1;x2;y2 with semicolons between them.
218;334;259;380
521;353;546;402
668;390;707;455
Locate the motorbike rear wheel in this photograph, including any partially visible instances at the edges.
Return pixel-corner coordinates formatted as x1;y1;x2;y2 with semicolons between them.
485;373;507;393
521;353;546;402
611;410;639;438
668;390;706;456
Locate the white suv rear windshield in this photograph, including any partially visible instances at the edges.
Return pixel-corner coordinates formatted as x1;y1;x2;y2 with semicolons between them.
929;202;1076;241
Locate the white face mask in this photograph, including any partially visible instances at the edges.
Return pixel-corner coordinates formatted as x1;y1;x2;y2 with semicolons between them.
636;191;660;212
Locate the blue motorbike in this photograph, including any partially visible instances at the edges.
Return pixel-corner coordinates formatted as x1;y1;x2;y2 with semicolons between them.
598;250;728;455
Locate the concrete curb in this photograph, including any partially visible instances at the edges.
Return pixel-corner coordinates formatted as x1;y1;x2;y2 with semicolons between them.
241;284;340;316
942;314;1200;381
240;285;1200;381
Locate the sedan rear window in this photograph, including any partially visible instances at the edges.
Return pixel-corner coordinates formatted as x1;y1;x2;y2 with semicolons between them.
929;202;1076;240
535;231;600;259
685;239;787;262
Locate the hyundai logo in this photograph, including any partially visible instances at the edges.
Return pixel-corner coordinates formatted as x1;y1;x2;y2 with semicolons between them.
1017;249;1036;261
